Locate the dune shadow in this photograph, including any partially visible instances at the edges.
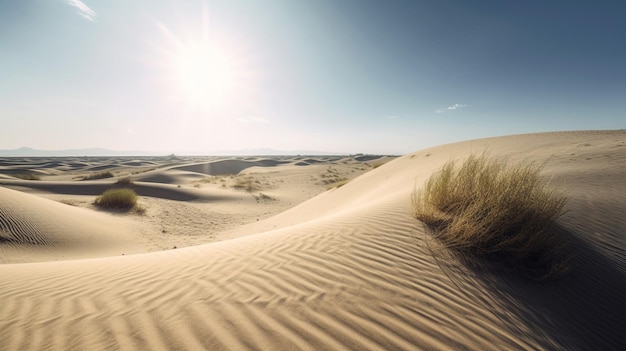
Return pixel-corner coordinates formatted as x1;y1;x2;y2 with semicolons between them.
0;181;210;201
452;225;626;350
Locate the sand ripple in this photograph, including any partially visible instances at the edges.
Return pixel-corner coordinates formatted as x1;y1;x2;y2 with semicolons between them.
1;130;625;350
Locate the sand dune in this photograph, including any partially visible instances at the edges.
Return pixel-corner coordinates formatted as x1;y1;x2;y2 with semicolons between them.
132;169;208;184
1;130;625;350
0;187;144;263
173;158;291;176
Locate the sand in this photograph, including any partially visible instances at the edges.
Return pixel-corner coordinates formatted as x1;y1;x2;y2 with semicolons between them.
1;131;625;350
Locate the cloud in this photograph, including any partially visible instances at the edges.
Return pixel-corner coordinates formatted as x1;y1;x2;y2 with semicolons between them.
385;116;400;119
238;116;271;124
436;103;468;114
65;0;96;22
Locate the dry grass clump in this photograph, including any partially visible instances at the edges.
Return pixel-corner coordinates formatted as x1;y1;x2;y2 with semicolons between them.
369;161;386;169
232;176;260;192
115;177;134;185
319;167;348;187
82;171;114;180
327;178;349;189
14;173;41;180
412;153;569;280
95;189;138;210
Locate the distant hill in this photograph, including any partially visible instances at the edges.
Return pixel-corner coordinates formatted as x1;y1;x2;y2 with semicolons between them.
0;147;163;157
0;147;353;157
210;148;346;156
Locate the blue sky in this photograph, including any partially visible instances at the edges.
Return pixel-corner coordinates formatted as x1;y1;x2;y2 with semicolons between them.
1;0;624;154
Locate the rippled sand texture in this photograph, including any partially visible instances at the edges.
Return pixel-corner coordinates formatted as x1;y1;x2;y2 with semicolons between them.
1;130;625;350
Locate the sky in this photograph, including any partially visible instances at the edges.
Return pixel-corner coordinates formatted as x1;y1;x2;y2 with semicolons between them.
1;0;625;155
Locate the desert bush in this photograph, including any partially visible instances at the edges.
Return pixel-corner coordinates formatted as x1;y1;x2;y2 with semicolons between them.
115;177;134;185
232;176;259;192
14;173;40;180
412;153;569;279
95;188;138;210
82;171;114;180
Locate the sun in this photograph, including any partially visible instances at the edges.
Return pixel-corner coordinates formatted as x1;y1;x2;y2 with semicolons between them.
152;15;256;112
173;42;237;107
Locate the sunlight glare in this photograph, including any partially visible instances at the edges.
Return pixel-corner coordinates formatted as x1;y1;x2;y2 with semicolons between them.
175;42;236;107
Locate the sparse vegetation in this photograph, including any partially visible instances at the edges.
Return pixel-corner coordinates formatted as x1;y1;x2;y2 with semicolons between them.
115;177;134;185
232;176;260;192
412;153;569;280
82;171;114;180
14;173;40;180
95;188;139;211
369;161;386;169
59;199;77;206
328;178;350;189
131;167;156;175
318;167;348;188
254;193;275;202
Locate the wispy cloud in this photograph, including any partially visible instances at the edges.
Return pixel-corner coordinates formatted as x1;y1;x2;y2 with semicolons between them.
238;116;271;124
65;0;96;22
436;103;468;114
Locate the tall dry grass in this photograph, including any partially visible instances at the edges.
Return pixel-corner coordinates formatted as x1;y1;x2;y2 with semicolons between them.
412;153;569;279
95;188;138;210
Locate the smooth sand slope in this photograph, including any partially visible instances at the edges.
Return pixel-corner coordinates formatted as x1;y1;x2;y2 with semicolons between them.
1;130;625;350
0;187;148;263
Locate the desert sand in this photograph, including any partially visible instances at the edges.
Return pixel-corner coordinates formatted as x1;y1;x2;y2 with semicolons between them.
1;130;625;350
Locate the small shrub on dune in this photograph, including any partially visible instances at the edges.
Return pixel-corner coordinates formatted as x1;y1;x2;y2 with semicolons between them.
82;171;114;180
95;189;138;210
15;173;41;180
412;153;569;280
115;177;134;185
232;176;259;192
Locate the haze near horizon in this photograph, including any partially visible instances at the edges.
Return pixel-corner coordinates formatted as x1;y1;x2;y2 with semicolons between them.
1;0;624;154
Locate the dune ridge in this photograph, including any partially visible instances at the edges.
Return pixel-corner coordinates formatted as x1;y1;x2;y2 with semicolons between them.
1;130;625;350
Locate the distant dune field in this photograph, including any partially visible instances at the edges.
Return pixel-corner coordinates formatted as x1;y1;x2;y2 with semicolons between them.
1;130;625;350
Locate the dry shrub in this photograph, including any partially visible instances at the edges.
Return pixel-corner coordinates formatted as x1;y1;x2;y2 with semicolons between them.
95;188;138;210
115;177;134;185
14;173;41;180
232;176;259;192
412;153;569;280
82;171;114;180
